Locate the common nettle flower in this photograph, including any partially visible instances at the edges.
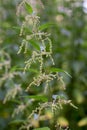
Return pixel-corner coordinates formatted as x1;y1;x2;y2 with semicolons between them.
2;1;77;130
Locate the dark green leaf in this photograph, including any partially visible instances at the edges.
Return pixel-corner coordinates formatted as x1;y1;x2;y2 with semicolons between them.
9;120;25;125
25;2;33;14
11;99;21;104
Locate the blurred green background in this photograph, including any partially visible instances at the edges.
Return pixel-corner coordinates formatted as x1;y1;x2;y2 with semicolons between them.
0;0;87;130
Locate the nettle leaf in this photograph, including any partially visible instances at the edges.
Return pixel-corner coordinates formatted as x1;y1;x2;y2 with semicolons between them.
9;119;25;125
28;68;39;73
21;95;48;102
29;40;40;51
11;99;21;104
25;2;33;14
10;66;39;74
12;26;20;30
10;65;18;72
33;127;50;130
39;23;56;31
50;68;72;78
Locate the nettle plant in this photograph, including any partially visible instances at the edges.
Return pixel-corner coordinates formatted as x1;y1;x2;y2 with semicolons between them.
3;1;77;130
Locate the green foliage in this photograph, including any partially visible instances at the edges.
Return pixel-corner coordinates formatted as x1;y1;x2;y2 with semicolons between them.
0;0;87;130
50;67;72;78
33;127;50;130
21;95;48;102
38;23;56;31
9;119;25;125
29;40;40;51
24;2;33;14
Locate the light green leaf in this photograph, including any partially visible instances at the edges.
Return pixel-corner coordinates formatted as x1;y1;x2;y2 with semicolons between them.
29;40;40;51
21;95;48;102
50;68;72;78
10;66;38;73
33;127;50;130
25;2;33;14
39;23;56;31
10;66;18;72
28;68;39;73
12;26;20;30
